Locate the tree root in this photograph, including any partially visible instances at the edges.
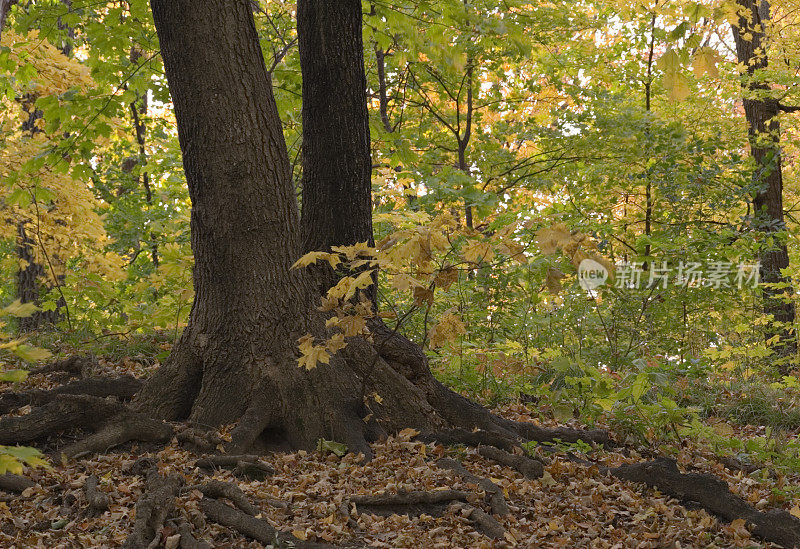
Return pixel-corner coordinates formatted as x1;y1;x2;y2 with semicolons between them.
351;489;470;517
198;480;259;516
0;394;125;445
497;417;612;447
123;465;183;549
195;454;274;480
437;458;509;516
718;455;761;475
175;520;212;549
28;355;97;378
610;458;800;548
200;496;338;548
175;427;224;454
350;488;506;540
62;411;174;459
0;376;142;415
83;474;109;516
449;501;506;540
0;392;172;460
477;445;544;480
226;378;279;454
0;473;35;493
415;428;520;452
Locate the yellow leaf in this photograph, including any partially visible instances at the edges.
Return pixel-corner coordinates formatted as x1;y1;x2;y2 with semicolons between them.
663;70;691;101
413;286;434;307
291;251;331;270
692;47;719;78
391;273;424;292
338;315;367;337
462;240;494;264
326;317;340;328
536;224;572;255
292;530;308;541
297;335;331;370
656;48;680;72
326;333;347;354
790;506;800;519
0;455;23;475
545;267;565;294
331;241;375;261
428;312;466;348
397;428;419;441
345;270;375;301
14;345;52;362
434;266;458;290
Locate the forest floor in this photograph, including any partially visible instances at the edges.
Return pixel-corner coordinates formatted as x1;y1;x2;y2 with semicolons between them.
1;355;799;548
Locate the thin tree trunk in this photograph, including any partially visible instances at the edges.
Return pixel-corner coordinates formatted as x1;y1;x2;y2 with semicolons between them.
0;0;16;41
375;46;394;134
16;223;44;332
129;93;159;268
732;0;797;368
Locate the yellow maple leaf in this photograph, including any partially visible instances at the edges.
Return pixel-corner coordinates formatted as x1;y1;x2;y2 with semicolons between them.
462;240;494;264
536;223;572;255
297;335;331;370
338;315;367;337
663;69;691;101
291;251;332;270
692;47;719;78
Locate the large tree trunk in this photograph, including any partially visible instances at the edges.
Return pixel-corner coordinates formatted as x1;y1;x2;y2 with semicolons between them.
732;0;797;369
132;0;451;455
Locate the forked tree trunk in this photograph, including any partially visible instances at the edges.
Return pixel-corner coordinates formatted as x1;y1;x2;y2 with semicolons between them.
732;0;797;369
132;0;452;454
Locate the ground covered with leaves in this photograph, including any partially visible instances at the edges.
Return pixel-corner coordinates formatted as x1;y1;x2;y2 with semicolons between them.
1;358;799;548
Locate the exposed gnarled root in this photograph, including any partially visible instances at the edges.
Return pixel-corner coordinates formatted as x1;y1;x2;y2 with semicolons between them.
62;411;173;459
610;458;800;548
200;496;338;548
351;489;470;517
0;376;142;415
437;458;509;516
123;464;183;549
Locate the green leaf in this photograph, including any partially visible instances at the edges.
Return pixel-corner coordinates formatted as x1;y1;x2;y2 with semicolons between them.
0;370;29;383
2;300;40;318
316;439;348;457
631;372;649;402
13;345;52;362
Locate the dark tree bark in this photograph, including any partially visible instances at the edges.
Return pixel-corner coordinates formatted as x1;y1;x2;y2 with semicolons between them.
132;0;448;455
732;0;797;369
16;222;45;332
298;0;376;304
